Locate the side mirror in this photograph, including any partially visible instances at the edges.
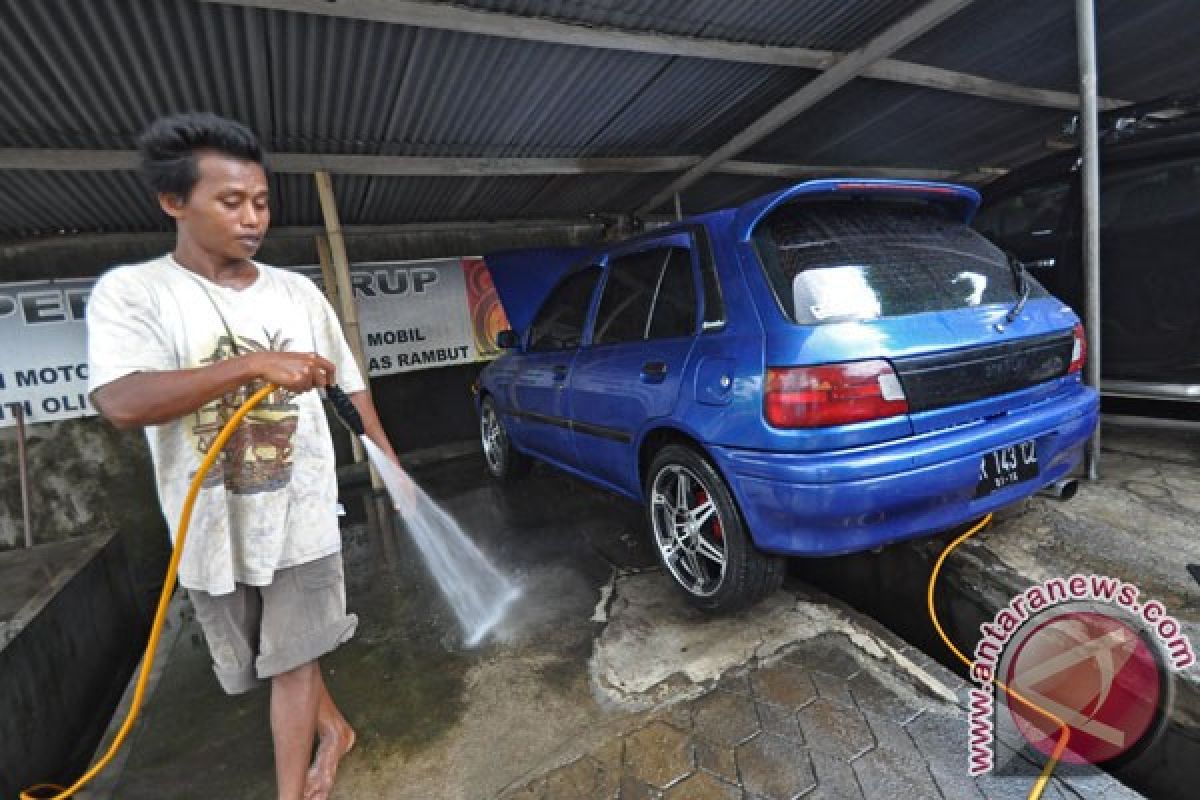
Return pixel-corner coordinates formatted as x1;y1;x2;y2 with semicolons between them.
496;329;520;350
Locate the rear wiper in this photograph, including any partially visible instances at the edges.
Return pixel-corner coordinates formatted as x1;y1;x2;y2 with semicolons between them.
1005;252;1031;324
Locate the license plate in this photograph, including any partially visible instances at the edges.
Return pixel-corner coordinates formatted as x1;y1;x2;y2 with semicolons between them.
976;440;1038;497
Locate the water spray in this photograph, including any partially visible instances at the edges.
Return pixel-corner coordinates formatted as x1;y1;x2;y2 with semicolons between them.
325;385;520;647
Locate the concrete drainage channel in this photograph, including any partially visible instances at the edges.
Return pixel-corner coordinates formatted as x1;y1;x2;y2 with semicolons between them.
792;494;1199;800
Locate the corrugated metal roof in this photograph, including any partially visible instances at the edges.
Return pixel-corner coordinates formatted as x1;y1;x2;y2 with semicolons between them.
0;171;675;239
0;0;1198;244
461;0;931;50
0;171;162;237
0;0;809;157
678;174;795;215
354;174;553;223
266;21;672;156
0;1;269;149
744;81;1067;170
263;17;811;159
746;0;1200;173
897;0;1200;100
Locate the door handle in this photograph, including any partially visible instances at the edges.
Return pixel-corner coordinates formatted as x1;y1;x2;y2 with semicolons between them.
552;365;569;381
641;361;668;378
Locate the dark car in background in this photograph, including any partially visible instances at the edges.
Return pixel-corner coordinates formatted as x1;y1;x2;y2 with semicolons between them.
477;179;1098;611
976;93;1200;405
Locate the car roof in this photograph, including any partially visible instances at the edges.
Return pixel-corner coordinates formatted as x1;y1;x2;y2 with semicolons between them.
485;178;981;334
626;179;981;242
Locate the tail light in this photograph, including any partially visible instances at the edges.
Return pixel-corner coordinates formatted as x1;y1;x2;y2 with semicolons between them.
1069;323;1087;374
765;359;908;428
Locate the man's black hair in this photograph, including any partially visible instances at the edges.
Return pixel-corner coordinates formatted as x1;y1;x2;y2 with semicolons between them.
137;112;264;199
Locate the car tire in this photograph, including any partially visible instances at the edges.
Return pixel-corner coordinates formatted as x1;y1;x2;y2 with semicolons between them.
480;396;531;480
645;444;785;612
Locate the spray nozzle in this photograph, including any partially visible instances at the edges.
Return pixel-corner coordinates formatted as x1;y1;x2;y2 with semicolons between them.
326;384;365;436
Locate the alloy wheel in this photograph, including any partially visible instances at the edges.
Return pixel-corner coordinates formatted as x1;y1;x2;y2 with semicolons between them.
481;404;505;473
650;463;728;597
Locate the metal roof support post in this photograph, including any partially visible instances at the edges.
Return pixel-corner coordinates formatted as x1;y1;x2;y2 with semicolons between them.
314;171;382;489
1076;0;1102;480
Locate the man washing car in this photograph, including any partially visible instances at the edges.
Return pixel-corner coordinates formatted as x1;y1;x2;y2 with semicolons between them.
87;112;404;800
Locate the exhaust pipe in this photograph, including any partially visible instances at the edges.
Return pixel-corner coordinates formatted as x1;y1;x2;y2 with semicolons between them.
1038;478;1079;502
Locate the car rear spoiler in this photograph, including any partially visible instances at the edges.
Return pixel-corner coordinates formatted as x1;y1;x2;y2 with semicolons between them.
483;247;595;337
732;178;982;241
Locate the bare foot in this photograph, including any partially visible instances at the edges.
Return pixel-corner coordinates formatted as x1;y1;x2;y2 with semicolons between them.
303;719;356;800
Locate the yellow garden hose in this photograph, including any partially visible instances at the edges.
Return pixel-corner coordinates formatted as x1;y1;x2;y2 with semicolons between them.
926;513;1071;800
23;384;277;800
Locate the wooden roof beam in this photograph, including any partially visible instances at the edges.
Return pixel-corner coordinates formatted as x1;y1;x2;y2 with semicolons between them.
0;150;1003;183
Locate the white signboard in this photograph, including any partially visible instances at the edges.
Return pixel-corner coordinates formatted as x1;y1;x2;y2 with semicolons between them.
0;278;93;427
0;258;509;428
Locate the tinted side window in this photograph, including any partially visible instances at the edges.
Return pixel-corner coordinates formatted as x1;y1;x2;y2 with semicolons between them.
648;248;698;339
593;251;660;345
527;266;601;352
593;247;697;344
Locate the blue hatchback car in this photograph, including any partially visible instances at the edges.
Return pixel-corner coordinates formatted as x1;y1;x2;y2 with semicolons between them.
476;179;1098;611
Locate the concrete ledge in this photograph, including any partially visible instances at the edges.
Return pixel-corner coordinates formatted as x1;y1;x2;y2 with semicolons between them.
0;533;151;798
0;536;110;648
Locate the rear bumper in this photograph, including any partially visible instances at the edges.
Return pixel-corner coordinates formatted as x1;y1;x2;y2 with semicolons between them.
711;386;1099;556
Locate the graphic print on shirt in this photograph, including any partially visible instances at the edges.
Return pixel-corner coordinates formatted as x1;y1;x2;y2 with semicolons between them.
191;330;300;493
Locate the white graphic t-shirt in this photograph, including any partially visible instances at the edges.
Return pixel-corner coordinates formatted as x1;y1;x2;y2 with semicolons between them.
86;255;366;595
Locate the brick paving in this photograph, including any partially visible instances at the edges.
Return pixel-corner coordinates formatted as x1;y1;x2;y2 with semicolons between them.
504;631;1140;800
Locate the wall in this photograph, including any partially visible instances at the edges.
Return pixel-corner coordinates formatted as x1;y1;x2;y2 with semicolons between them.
371;363;486;453
0;418;170;606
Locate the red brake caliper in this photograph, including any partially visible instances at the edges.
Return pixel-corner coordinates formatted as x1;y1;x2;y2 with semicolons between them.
695;488;722;539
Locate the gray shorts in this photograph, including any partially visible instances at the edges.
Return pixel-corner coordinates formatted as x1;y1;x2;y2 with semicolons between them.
188;553;358;695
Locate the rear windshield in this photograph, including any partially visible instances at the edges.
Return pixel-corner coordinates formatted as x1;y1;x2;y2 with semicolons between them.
753;200;1042;324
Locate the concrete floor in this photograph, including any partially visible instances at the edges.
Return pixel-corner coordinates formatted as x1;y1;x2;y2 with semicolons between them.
97;423;1195;799
110;455;658;799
